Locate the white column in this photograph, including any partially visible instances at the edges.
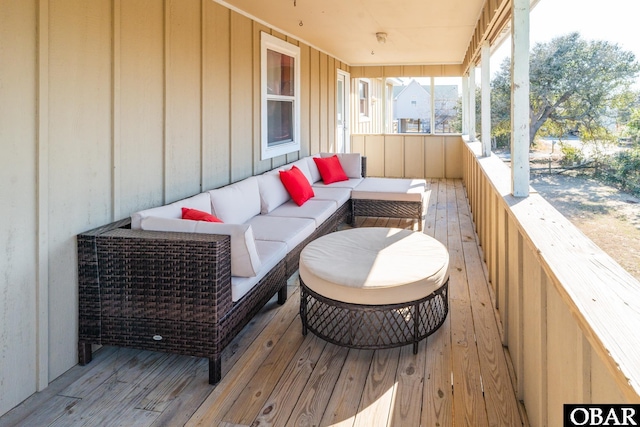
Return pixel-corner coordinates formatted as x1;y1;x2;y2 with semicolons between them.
462;75;469;135
511;0;530;197
481;41;492;157
469;67;476;142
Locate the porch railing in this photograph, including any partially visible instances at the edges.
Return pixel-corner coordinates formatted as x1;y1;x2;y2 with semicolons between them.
462;138;640;426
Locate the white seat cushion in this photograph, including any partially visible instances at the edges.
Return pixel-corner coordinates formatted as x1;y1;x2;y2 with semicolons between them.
208;176;261;224
351;177;426;202
248;215;316;252
312;177;363;190
299;228;449;305
131;192;212;230
266;199;336;228
139;216;262;278
231;240;287;302
309;187;352;208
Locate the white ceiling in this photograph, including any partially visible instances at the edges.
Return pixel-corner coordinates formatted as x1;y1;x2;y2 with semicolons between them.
217;0;487;66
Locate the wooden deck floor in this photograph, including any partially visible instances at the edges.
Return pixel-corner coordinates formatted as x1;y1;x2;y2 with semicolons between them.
0;179;528;427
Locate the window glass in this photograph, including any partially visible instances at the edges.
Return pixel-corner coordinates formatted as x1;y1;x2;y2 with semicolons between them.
359;80;370;118
433;77;462;134
386;77;462;134
267;100;293;145
267;50;295;96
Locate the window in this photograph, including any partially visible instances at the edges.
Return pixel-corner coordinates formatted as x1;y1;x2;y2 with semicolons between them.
386;77;462;134
433;77;462;134
359;79;370;120
261;33;300;160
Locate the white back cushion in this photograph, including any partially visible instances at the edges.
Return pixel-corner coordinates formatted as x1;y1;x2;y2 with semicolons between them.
140;216;262;277
256;172;291;214
305;155;322;183
131;192;212;230
208;176;261;224
289;158;314;184
320;152;362;178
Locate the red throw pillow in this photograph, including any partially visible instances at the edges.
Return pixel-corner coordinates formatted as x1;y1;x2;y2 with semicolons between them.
279;165;315;206
313;155;349;184
181;207;223;223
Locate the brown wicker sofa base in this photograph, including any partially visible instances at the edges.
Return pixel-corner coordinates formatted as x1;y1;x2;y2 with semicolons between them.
77;202;351;385
351;198;423;231
300;279;449;353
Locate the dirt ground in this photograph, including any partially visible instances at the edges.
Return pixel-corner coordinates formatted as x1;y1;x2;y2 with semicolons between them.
530;171;640;281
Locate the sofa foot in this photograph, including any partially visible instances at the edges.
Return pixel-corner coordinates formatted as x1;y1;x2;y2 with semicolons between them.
209;356;222;385
78;342;92;365
278;286;287;305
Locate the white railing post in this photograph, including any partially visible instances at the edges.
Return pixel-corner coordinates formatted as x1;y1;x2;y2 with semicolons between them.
481;41;492;157
511;0;530;197
469;67;476;142
462;75;469;136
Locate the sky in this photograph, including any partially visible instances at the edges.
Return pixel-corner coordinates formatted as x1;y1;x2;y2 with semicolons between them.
490;0;640;80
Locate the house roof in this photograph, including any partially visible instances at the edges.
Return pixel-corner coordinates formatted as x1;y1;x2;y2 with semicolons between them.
392;80;460;100
215;0;524;67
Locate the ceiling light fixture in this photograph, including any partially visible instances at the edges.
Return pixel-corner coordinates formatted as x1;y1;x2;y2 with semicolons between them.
376;32;387;44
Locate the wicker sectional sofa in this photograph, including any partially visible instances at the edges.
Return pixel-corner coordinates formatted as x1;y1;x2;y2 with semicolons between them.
77;153;425;384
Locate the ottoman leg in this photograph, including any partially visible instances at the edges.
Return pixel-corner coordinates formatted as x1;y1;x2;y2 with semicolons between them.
300;287;308;336
413;302;420;355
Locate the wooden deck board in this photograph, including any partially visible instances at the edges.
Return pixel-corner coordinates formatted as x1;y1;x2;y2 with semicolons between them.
455;180;523;427
0;179;525;427
353;347;401;427
318;349;374;427
421;179;454;426
286;343;350;427
388;344;427;426
447;179;490;427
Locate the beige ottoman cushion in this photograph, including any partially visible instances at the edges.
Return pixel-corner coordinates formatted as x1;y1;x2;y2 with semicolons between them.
299;227;449;305
351;177;426;202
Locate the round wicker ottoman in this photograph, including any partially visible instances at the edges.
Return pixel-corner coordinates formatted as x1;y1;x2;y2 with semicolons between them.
299;227;449;353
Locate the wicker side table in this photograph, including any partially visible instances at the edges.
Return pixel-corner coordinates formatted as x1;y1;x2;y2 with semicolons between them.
299;227;449;353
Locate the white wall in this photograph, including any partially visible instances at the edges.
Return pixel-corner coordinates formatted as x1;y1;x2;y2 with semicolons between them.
0;0;348;416
0;0;38;413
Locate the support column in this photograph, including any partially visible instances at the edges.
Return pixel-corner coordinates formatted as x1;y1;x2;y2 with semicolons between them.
511;0;530;197
462;76;469;135
481;41;492;157
469;67;476;142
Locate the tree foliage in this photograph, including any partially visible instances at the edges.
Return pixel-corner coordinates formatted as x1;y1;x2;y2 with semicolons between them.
492;32;640;146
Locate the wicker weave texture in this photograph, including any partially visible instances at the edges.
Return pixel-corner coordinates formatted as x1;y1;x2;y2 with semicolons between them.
77;221;288;383
300;280;448;352
351;199;423;230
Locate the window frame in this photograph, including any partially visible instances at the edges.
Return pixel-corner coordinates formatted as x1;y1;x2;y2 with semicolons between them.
261;32;301;160
358;79;371;121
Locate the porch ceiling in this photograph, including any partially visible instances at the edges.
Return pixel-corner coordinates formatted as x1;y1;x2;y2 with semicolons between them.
216;0;486;66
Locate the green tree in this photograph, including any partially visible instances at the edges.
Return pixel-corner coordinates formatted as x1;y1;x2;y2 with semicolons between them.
492;32;640;146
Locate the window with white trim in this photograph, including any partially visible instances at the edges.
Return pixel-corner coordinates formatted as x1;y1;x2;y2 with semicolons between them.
359;79;370;120
261;32;301;160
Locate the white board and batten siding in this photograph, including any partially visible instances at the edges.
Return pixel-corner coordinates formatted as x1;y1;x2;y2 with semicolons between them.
0;0;346;416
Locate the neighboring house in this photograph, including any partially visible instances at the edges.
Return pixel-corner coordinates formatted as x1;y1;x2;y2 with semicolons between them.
393;80;460;133
394;80;431;132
